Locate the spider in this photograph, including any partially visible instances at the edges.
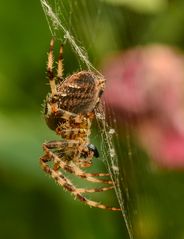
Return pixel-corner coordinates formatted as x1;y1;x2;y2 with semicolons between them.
40;39;120;211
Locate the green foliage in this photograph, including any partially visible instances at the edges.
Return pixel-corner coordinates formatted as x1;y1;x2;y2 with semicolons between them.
102;0;168;13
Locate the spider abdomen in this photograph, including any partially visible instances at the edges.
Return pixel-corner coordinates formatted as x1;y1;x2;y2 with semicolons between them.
57;71;104;114
44;71;104;130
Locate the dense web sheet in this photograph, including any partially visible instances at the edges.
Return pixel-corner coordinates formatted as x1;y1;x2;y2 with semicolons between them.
40;1;134;238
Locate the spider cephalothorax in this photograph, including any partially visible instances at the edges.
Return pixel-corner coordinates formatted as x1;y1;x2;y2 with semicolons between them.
40;39;120;211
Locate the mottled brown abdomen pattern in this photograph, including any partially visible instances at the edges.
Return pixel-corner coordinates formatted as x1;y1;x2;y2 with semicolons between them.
57;71;100;114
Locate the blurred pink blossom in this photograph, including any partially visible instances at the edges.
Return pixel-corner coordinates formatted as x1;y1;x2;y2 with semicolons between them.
103;45;184;169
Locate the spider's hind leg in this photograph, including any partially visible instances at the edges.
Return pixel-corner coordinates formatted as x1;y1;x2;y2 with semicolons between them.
40;158;120;211
40;151;113;194
42;142;113;185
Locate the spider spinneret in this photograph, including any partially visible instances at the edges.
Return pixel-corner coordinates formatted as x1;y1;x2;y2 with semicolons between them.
40;39;120;211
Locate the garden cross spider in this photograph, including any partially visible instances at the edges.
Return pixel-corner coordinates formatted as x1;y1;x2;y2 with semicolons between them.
40;39;120;211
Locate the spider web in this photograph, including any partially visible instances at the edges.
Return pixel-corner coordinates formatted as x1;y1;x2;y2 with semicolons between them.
40;1;134;238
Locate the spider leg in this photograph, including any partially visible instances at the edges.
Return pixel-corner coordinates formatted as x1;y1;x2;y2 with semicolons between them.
49;106;83;123
44;140;109;177
69;161;111;178
43;140;78;149
53;163;113;193
77;186;114;193
40;158;120;211
56;128;89;138
42;143;113;184
47;38;57;95
40;155;113;193
44;140;108;174
57;43;64;81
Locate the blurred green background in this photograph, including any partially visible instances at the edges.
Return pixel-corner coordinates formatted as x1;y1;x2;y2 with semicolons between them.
1;0;184;239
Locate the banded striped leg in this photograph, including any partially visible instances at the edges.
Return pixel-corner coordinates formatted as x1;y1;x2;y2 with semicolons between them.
40;155;113;193
51;107;82;123
57;43;64;81
40;158;120;211
47;38;57;95
42;143;113;184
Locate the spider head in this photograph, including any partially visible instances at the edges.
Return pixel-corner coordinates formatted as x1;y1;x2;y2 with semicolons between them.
87;144;99;158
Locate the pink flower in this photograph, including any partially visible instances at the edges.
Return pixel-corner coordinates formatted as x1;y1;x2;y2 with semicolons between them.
103;45;184;169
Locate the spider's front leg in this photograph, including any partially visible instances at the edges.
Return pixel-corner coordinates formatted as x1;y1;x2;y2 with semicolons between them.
47;38;57;96
47;39;64;94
